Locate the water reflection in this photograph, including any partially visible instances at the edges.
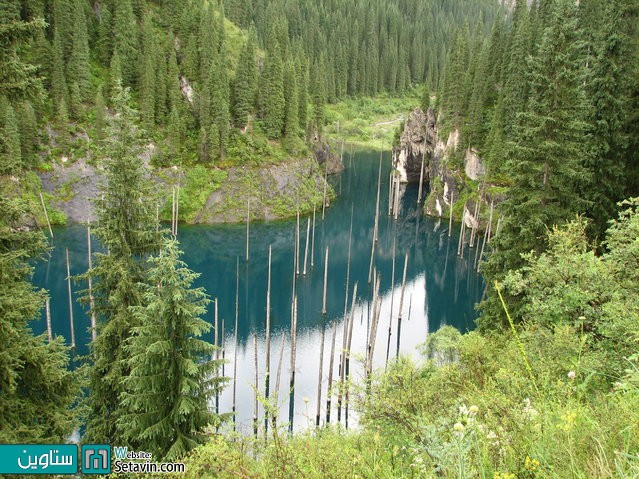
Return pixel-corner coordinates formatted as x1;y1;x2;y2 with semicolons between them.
32;149;484;433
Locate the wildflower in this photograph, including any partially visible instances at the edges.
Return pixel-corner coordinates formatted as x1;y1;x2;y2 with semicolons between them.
525;456;540;471
469;405;479;415
459;405;469;416
486;430;500;447
559;410;577;432
493;473;515;479
453;422;465;432
522;398;539;420
567;370;576;380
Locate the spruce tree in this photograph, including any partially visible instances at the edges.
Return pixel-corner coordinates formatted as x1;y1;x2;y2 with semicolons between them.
283;61;299;138
18;101;37;167
139;16;157;130
258;41;285;139
113;0;139;86
94;86;106;140
484;0;589;280
0;104;22;173
83;82;162;445
68;0;91;101
209;56;230;162
120;239;225;460
583;0;639;239
96;3;113;66
297;60;309;134
231;35;256;129
51;27;68;112
0;196;81;443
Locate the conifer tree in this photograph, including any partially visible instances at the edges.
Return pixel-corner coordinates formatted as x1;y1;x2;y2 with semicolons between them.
209;57;230;162
113;0;140;86
484;0;589;278
231;35;256;129
94;86;106;140
583;0;639;239
0;104;22;173
284;62;299;138
51;27;68;112
120;239;225;460
258;41;285;139
297;61;309;134
0;196;81;443
68;0;91;101
139;16;157;130
166;35;182;113
83;82;162;445
18;101;37;167
96;3;113;66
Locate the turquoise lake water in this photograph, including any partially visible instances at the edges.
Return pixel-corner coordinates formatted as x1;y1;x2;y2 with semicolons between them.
32;149;484;432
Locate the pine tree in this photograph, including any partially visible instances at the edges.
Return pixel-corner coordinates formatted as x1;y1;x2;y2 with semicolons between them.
283;61;299;138
18;101;37;167
113;0;139;86
94;86;106;140
0;104;22;173
83;82;162;445
258;41;285;139
231;35;256;129
484;0;589;278
120;239;225;460
139;16;157;130
209;57;230;162
0;196;81;443
68;0;91;101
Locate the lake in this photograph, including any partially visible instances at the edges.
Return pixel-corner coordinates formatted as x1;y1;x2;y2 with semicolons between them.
33;149;484;433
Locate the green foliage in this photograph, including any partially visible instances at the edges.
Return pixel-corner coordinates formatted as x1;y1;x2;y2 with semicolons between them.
120;239;226;460
176;166;227;223
0;195;81;443
0;103;22;173
83;83;163;445
113;0;139;87
258;41;286;140
231;34;256;129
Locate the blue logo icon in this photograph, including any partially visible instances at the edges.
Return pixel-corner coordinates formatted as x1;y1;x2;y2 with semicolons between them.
81;445;111;475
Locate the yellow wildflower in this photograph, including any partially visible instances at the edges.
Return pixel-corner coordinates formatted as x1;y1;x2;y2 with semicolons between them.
525;456;540;471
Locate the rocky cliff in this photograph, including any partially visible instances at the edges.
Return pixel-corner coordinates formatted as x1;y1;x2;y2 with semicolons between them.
39;144;341;224
392;107;491;227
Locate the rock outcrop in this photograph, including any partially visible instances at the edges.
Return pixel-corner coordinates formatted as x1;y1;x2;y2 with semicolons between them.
39;149;332;224
391;108;436;182
314;141;344;174
392;107;491;225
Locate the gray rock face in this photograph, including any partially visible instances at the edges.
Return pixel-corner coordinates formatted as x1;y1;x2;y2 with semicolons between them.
464;148;485;181
314;141;344;174
38;156;103;223
392;108;436;183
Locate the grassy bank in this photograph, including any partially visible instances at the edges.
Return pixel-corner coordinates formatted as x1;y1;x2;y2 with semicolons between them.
324;90;422;150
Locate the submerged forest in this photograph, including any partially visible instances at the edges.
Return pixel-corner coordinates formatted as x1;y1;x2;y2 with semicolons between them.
1;0;639;477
